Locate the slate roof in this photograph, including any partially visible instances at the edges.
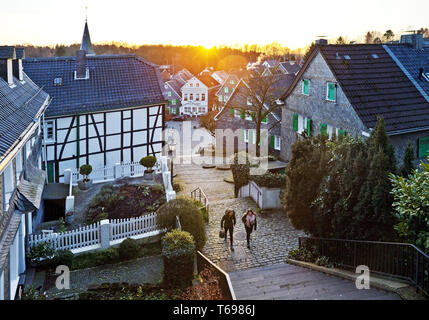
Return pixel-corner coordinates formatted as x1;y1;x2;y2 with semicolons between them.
386;44;429;99
0;46;16;59
279;61;301;75
166;78;185;96
23;54;166;118
284;44;429;133
197;74;221;88
211;70;229;84
0;72;50;160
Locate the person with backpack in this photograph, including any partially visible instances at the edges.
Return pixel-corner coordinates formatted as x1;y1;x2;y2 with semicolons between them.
221;209;236;251
242;209;257;249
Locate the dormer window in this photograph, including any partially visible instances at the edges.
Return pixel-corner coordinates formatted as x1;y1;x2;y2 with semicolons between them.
53;77;62;86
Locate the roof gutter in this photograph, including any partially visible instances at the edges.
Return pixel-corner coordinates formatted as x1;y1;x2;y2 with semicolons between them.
387;126;429;136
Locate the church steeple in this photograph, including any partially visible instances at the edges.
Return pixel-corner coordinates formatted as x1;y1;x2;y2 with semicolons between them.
80;19;95;55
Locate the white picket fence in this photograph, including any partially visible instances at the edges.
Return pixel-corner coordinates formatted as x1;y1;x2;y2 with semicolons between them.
110;213;158;242
28;222;101;253
69;161;161;185
28;214;161;254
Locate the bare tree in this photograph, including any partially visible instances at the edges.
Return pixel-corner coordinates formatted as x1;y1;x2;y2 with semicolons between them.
365;31;374;44
228;67;284;156
383;30;395;41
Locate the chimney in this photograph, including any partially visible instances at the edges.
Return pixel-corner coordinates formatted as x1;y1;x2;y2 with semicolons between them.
75;50;87;79
316;39;328;45
0;46;16;85
400;33;423;50
13;48;25;82
419;68;424;81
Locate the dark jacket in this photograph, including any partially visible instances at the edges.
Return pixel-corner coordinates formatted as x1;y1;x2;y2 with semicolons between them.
242;213;257;231
221;212;236;229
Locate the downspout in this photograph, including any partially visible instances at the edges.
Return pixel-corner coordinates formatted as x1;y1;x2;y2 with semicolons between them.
76;115;80;169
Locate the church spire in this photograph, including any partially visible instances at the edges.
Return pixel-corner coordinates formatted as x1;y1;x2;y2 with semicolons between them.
80;17;95;55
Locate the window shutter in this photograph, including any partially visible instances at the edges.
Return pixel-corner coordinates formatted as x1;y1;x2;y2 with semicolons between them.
292;114;299;132
327;83;336;101
262;116;267;123
176;107;179;114
231;108;234;116
303;79;309;95
320;123;328;136
418;137;429;158
338;129;346;137
270;135;275;148
251;111;256;120
240;111;245;119
306;118;312;136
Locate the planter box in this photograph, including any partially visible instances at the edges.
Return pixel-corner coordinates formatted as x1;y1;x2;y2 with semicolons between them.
238;180;283;209
78;179;93;190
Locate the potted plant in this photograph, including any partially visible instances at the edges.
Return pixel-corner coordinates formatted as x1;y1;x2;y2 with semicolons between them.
26;242;55;268
65;211;74;225
140;156;157;180
78;164;93;190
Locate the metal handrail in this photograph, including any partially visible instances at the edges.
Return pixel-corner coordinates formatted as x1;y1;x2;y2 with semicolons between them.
191;187;210;222
298;237;429;296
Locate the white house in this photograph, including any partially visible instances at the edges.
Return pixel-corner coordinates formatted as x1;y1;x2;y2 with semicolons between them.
0;46;50;300
180;75;221;116
23;22;166;183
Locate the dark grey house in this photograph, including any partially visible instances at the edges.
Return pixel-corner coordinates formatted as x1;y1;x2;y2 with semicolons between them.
280;35;429;163
215;74;295;157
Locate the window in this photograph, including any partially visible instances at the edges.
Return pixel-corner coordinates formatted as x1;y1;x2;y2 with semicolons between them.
218;95;223;102
326;82;336;102
245;111;252;121
53;77;62;86
224;87;229;93
302;79;309;95
230;80;235;85
171;99;177;105
243;129;249;143
320;123;328;136
190;83;193;87
43;120;55;142
196;94;200;101
198;107;205;113
196;83;199;88
202;94;206;101
292;113;299;132
235;109;241;118
274;136;281;150
3;163;14;211
418;137;429;158
247;97;252;106
168;91;172;97
15;149;23;184
184;94;188;101
190;94;194;101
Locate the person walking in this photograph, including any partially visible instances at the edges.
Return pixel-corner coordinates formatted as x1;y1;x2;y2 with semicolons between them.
221;209;236;251
242;209;257;249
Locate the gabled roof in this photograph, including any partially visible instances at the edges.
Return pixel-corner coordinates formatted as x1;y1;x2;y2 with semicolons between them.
279;61;301;75
165;78;184;97
81;21;95;55
262;59;279;68
0;71;50;161
174;69;194;82
283;44;429;133
215;74;240;96
197;74;221;88
211;70;229;83
385;44;429;100
23;54;165;118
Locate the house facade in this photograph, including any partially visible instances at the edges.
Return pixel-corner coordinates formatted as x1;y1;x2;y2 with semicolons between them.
214;74;239;110
164;78;184;115
0;47;50;300
23;24;166;183
280;38;429;163
180;75;220;116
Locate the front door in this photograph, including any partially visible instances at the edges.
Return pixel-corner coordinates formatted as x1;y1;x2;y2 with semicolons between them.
47;162;55;183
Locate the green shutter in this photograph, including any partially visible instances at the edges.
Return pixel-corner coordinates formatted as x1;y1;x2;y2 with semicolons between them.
270;135;275;148
47;162;54;183
176;107;179;114
262;116;267;123
338;129;346;137
303;79;309;95
292;113;299;132
240;111;245;119
320;123;328;136
251;111;256;120
418;137;429;158
327;83;336;101
306;118;312;136
231;108;234;116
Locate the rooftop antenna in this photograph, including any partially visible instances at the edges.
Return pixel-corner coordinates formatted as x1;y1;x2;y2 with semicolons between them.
85;5;88;22
405;30;417;34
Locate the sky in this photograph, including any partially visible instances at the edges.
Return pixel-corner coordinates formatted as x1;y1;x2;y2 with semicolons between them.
0;0;428;49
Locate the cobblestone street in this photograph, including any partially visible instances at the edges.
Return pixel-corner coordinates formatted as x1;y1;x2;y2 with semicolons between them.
174;155;305;273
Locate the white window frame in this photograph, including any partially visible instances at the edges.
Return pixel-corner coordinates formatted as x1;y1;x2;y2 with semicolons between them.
167;91;172;97
244;129;249;143
235;109;241;118
218;95;222;102
326;82;337;102
245;111;253;121
274;135;281;150
297;115;305;134
44;120;55;143
3;163;14;212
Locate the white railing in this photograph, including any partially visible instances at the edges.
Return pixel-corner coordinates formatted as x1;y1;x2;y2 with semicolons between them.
110;213;158;241
28;222;101;253
27;214;163;254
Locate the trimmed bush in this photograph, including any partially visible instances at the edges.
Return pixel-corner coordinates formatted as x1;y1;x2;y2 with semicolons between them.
80;164;92;181
118;238;140;260
157;198;206;250
140;156;157;172
162;230;195;288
